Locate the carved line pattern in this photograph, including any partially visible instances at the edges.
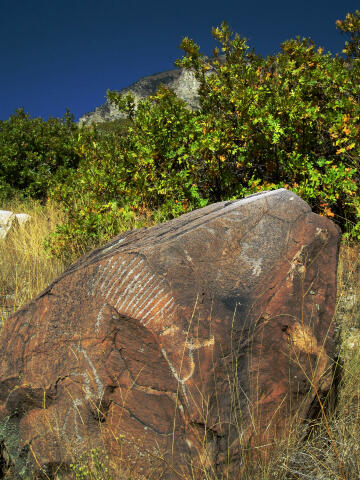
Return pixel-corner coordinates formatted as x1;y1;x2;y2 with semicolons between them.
93;254;177;329
88;254;215;406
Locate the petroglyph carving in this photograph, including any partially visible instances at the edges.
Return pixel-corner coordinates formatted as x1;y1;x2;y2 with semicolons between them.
94;254;177;330
0;189;340;479
286;246;306;286
62;398;84;443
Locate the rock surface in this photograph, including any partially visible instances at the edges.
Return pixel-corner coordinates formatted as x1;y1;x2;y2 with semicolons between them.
0;210;31;240
0;189;340;478
79;68;201;126
78;56;230;126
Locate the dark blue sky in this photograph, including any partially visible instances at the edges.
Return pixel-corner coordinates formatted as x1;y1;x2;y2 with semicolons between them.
1;0;358;122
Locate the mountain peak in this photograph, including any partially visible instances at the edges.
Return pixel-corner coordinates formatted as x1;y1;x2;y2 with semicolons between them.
78;67;200;125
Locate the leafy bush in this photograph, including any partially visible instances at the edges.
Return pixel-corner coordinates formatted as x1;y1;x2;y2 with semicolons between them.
47;89;209;259
173;17;360;237
0;108;80;201
47;10;360;257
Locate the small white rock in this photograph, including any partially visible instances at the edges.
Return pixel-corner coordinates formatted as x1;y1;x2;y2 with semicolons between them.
0;210;15;239
0;210;31;240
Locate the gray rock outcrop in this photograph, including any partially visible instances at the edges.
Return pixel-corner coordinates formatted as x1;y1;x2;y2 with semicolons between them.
78;56;230;126
79;68;200;125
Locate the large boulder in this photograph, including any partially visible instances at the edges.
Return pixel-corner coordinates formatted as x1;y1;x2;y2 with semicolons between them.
0;189;340;479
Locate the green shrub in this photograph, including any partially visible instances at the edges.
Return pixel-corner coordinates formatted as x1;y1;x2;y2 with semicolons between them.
48;10;360;258
0;108;80;201
174;18;360;237
47;90;208;259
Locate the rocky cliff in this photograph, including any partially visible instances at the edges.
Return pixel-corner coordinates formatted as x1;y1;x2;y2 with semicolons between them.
78;55;231;126
78;67;201;125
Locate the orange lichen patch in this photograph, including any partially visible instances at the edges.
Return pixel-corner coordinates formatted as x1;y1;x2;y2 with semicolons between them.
288;323;320;354
287;322;329;386
159;325;180;337
185;335;215;350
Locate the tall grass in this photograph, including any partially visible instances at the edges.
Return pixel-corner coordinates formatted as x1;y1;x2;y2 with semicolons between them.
0;198;67;323
0;200;359;479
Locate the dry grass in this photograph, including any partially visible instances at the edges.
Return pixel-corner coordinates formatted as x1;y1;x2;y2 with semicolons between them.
0;200;360;479
254;240;360;480
280;240;360;480
0;198;67;323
